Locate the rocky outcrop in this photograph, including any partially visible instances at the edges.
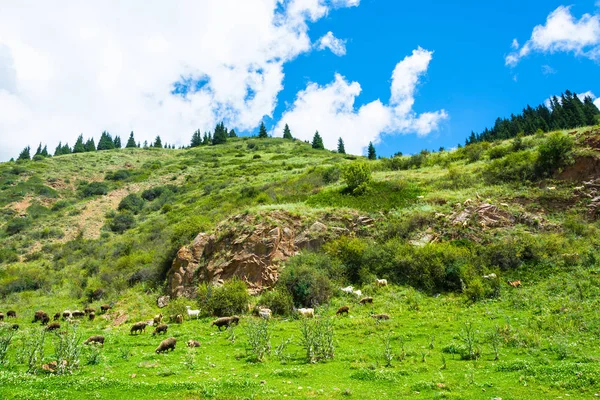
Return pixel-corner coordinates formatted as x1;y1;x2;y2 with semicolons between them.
167;210;372;298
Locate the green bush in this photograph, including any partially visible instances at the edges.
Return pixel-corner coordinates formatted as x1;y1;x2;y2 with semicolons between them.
487;145;510;160
0;248;19;264
105;169;131;181
277;260;333;307
483;150;537;184
108;211;135;233
322;166;341;184
534;132;574;178
79;181;109;197
259;289;295;316
342;161;372;195
197;278;250;317
5;217;31;235
118;193;144;214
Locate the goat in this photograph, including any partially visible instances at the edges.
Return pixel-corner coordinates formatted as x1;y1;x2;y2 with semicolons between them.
71;310;85;318
62;311;72;320
185;306;200;320
507;280;522;288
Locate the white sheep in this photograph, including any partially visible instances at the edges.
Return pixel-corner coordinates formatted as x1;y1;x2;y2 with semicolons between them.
340;286;354;294
483;273;497;279
297;308;314;318
353;289;362;297
185;306;200;320
375;279;388;287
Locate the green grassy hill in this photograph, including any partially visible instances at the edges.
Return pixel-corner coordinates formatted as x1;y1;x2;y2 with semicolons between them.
2;128;600;399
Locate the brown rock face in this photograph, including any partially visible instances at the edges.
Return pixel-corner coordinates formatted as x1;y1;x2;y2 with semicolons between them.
167;210;371;298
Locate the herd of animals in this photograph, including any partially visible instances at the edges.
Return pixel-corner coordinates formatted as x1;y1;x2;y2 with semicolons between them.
0;277;522;356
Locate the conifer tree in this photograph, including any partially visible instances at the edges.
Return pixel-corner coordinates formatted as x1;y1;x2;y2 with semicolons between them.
202;132;211;145
143;140;148;148
283;124;293;139
114;136;122;149
153;136;162;148
126;132;137;148
54;142;63;156
228;128;237;138
35;143;43;156
583;96;600;125
212;122;228;145
84;138;96;152
191;129;202;147
18;146;31;161
61;143;71;155
41;145;49;157
73;135;85;153
97;131;115;150
312;131;324;149
258;122;268;138
337;137;345;154
367;142;376;160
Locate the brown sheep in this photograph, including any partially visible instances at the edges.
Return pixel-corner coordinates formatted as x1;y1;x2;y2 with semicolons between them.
33;310;46;323
175;314;183;324
53;312;61;321
89;312;95;321
83;335;105;345
336;306;350;316
41;313;50;325
46;322;61;331
359;297;373;305
187;340;201;348
153;313;163;325
152;324;168;336
0;312;4;322
11;324;19;330
84;307;95;315
130;321;148;335
371;314;390;321
62;311;72;320
100;304;111;313
211;316;240;331
155;337;176;354
7;310;16;318
72;310;85;318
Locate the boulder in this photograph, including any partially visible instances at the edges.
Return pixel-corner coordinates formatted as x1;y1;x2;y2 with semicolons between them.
157;296;170;308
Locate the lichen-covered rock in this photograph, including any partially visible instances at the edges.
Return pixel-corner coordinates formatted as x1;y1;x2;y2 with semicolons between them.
157;296;170;308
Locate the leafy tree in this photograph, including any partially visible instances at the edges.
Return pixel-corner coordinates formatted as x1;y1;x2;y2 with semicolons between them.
337;137;345;154
228;128;237;138
113;136;122;148
17;146;31;161
73;135;85;153
258;122;268;138
190;129;202;147
312;131;324;149
212;122;228;145
126;131;137;148
153;136;162;148
367;142;376;160
97;131;115;150
283;124;293;139
84;138;96;152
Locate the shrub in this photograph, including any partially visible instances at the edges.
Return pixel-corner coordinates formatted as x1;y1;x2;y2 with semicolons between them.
141;185;178;201
0;248;19;264
245;319;271;362
487;145;510;160
534;132;574;178
79;181;109;197
322;166;341;184
5;217;31;235
483;150;537;184
108;211;135;233
277;260;333;307
197;278;250;317
105;169;131;181
259;289;295;316
118;193;144;214
342;161;372;195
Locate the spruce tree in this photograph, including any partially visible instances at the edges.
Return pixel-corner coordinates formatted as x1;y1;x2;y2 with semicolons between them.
54;142;63;156
114;136;122;148
228;128;237;138
143;140;148;148
191;129;202;147
283;124;293;139
367;142;376;160
258;122;268;138
153;136;162;148
212;122;228;145
312;131;324;149
41;145;49;157
84;138;96;152
337;137;345;154
61;143;71;155
18;146;31;161
126;132;137;148
583;96;600;125
73;135;85;153
97;131;115;150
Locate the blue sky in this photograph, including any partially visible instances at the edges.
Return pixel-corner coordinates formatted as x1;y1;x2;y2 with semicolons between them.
1;0;599;160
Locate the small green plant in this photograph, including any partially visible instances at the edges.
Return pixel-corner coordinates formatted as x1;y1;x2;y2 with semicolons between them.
458;322;480;361
52;325;83;374
487;326;502;361
0;326;16;365
382;333;393;367
299;318;335;364
275;336;294;363
245;319;271;362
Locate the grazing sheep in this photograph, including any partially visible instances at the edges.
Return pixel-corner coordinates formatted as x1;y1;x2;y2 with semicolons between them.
359;297;373;305
258;308;272;320
84;307;95;315
33;310;46;323
185;306;200;320
372;314;390;321
83;336;105;345
297;308;315;318
336;306;350;316
130;322;148;335
53;312;61;321
175;314;184;324
211;316;240;330
11;324;18;330
46;322;61;331
100;304;111;313
7;310;16;318
153;313;163;325
155;337;177;354
89;312;95;321
340;286;354;294
0;313;4;322
375;279;388;287
483;273;497;279
507;280;522;288
353;289;363;297
41;314;50;325
187;340;201;348
62;311;72;320
72;310;85;318
152;324;168;336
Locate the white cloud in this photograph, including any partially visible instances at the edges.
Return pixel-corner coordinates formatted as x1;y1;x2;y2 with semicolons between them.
317;31;347;56
542;64;557;75
511;38;520;49
506;6;600;66
275;47;448;155
0;0;358;161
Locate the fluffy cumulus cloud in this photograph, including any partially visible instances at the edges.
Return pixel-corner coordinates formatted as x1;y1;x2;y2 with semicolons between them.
506;6;600;66
317;31;347;56
0;0;360;161
275;47;448;155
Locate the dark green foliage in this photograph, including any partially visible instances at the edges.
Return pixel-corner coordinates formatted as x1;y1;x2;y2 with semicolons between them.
337;137;345;154
283;124;293;139
0;247;19;264
118;194;144;214
228;128;237;138
84;138;96;152
483;150;537;184
534;132;574;178
5;217;31;235
153;136;162;148
97;131;115;151
190;130;202;147
78;181;109;197
583;96;600;125
212;122;228;145
104;169;131;181
202;132;211;145
197;278;250;317
278;255;334;307
73;135;85;153
54;142;72;156
17;146;31;161
259;290;295;316
113;136;122;148
322;166;341;183
312;131;324;150
258;122;268;138
125;132;137;148
341;161;371;194
141;185;178;201
367;142;376;160
108;211;135;233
